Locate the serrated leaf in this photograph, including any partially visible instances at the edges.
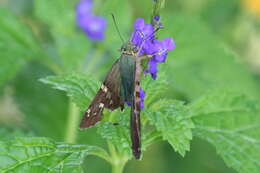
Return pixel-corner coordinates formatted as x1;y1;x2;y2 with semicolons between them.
40;73;100;111
0;137;108;173
142;71;169;106
191;89;260;173
0;8;42;86
145;100;194;156
97;110;132;158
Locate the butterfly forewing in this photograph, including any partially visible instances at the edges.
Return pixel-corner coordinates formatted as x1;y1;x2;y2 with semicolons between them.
80;60;124;129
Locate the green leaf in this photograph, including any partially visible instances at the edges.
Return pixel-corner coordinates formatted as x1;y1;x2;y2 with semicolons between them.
191;89;260;173
0;8;42;86
145;99;194;157
141;71;169;106
0;137;108;173
97;110;132;158
40;73;100;111
34;0;90;71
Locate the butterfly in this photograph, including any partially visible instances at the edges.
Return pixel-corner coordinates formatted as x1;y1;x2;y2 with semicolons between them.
79;14;161;159
79;38;154;159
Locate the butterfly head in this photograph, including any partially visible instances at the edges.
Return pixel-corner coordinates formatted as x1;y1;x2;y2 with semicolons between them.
120;41;138;55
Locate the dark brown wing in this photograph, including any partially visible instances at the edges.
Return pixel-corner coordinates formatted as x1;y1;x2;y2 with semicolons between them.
130;60;142;159
80;60;124;129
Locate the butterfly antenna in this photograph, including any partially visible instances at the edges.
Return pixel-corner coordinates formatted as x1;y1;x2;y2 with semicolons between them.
111;14;125;44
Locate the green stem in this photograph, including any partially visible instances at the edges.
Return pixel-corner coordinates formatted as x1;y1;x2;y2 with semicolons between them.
152;0;165;17
112;161;126;173
108;142;128;173
65;99;80;143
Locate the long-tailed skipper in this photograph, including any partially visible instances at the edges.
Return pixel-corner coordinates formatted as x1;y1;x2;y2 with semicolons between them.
80;43;153;160
79;16;166;159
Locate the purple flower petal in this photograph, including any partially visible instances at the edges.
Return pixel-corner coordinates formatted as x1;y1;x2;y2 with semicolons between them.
162;38;176;51
134;18;145;30
78;15;107;41
131;18;155;55
154;53;167;62
76;0;92;17
76;0;107;41
145;58;158;80
140;88;146;109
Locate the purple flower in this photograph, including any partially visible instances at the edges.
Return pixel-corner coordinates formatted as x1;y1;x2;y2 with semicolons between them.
76;0;92;17
130;17;176;80
145;58;158;80
78;16;107;40
145;38;175;79
131;18;155;55
153;38;176;62
76;0;107;41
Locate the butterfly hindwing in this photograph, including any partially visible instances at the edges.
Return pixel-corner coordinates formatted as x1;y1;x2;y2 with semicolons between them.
80;60;124;129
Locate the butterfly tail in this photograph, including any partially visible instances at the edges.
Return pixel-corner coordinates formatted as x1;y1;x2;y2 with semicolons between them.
130;60;142;159
131;104;141;159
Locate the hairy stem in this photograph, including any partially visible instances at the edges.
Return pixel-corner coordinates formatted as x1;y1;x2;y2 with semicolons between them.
65;99;80;143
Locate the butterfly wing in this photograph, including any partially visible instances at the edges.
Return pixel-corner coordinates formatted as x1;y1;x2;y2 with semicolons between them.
80;59;124;129
119;55;143;159
130;59;142;159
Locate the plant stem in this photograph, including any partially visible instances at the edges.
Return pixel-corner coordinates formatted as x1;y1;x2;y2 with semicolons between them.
112;161;126;173
108;142;128;173
65;98;80;143
152;0;165;17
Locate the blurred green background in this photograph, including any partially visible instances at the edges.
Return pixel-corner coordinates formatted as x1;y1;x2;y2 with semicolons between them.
0;0;260;172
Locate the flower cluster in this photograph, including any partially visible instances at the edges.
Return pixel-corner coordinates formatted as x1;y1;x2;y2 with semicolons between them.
131;17;175;109
76;0;107;41
131;17;176;80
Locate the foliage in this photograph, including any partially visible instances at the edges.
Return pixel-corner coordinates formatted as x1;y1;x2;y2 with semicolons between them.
0;137;108;173
191;89;260;173
0;0;260;173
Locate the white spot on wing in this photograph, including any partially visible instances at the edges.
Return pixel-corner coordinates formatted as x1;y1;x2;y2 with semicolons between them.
101;84;108;92
99;103;104;108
